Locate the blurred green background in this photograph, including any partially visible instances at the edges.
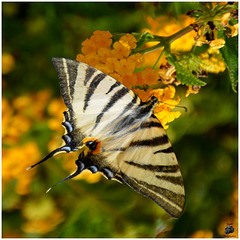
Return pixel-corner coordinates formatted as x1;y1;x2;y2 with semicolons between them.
2;2;238;238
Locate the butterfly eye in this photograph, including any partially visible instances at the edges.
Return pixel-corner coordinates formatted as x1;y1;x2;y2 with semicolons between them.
85;141;98;151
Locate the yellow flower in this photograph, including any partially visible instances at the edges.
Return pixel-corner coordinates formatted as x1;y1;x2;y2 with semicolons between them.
22;198;65;234
191;230;213;238
209;38;226;49
200;48;226;74
2;142;40;195
47;98;66;131
2;97;32;144
151;85;181;129
195;35;209;47
221;12;231;26
2;53;15;74
185;85;201;97
228;23;238;37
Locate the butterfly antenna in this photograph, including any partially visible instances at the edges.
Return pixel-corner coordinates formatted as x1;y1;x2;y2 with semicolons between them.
46;156;85;193
175;105;187;112
26;146;70;170
160;102;188;112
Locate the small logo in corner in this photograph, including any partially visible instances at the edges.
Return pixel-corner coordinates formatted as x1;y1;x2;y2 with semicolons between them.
224;225;235;237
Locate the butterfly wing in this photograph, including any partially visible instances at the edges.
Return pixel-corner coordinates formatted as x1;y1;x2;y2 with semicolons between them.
115;116;185;218
52;57;145;147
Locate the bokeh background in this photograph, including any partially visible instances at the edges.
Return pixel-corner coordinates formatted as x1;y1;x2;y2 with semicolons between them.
2;2;238;238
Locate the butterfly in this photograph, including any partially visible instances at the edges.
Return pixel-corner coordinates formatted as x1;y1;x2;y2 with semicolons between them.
29;57;185;218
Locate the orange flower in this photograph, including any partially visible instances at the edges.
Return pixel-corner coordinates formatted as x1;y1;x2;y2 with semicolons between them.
81;30;112;55
136;67;159;86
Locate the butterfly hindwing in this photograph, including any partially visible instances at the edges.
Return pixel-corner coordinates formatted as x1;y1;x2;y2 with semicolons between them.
115;116;185;218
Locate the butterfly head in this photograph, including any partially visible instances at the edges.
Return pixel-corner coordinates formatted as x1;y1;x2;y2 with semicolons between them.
150;96;158;105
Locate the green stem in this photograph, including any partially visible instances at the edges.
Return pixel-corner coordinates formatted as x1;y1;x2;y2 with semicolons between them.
136;42;164;55
167;25;194;43
133;25;195;55
153;48;165;69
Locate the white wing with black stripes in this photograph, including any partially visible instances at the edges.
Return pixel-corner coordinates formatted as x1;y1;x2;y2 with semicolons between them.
29;57;185;218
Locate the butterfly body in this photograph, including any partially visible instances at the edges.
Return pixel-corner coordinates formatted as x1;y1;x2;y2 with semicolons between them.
31;57;185;218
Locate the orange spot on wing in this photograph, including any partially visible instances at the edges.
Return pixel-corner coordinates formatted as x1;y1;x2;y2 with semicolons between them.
82;137;97;143
82;137;101;155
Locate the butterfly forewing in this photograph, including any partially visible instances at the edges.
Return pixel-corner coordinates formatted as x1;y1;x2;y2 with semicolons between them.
43;57;185;218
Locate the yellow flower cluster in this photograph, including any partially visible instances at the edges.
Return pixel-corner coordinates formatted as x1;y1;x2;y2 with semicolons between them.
77;30;181;128
220;12;238;37
2;142;40;195
199;47;226;74
2;91;51;195
22;197;65;234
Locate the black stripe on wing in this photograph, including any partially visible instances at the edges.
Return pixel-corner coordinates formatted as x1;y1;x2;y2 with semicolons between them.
140;121;163;128
155;175;184;186
84;66;96;86
93;86;130;130
125;161;179;173
84;73;106;111
154;147;173;154
133;178;185;208
129;135;169;147
121;173;185;218
110;94;139;134
106;82;121;94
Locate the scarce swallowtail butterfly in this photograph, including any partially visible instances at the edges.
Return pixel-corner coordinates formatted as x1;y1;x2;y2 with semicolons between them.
29;57;185;218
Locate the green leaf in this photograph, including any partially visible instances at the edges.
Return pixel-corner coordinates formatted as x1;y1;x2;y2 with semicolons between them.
167;55;207;86
219;34;238;92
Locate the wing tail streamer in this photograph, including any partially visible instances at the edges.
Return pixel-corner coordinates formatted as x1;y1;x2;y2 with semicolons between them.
26;145;71;170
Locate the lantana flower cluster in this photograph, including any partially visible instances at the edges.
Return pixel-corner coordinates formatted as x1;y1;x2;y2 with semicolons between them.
77;30;181;129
